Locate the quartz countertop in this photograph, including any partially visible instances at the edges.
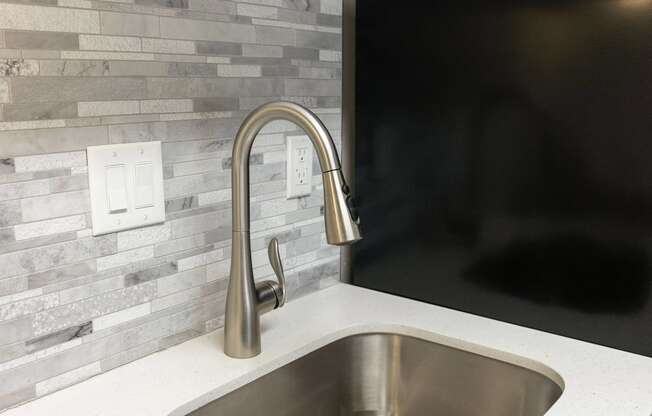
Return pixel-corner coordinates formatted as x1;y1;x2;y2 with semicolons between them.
4;283;652;416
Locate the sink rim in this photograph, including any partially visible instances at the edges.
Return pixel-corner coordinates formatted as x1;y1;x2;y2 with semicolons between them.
170;323;564;416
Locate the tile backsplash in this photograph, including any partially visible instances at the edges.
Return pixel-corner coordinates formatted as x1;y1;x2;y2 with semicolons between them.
0;0;342;410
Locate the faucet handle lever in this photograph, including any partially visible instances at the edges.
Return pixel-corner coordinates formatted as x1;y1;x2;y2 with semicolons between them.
267;237;286;307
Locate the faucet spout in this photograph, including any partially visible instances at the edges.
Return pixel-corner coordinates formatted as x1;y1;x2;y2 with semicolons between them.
224;101;361;358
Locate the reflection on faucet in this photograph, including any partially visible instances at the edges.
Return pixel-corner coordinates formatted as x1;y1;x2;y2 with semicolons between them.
224;101;362;358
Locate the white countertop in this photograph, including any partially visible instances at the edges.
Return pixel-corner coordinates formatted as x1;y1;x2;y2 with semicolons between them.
4;283;652;416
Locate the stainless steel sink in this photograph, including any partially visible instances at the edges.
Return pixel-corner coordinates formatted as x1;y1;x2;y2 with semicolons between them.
188;333;562;416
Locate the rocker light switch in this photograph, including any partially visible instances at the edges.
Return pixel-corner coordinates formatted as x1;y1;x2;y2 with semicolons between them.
87;141;165;236
134;163;154;208
106;164;128;213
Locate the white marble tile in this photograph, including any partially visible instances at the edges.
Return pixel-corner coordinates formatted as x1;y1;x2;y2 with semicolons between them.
79;35;141;52
140;99;193;114
217;64;261;77
141;38;195;55
13;152;87;173
117;223;171;252
237;3;278;18
14;215;87;241
92;302;151;331
0;3;100;33
78;101;140;117
157;267;206;297
96;246;154;271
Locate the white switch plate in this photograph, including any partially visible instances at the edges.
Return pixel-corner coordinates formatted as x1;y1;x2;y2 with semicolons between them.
286;135;313;199
87;141;165;236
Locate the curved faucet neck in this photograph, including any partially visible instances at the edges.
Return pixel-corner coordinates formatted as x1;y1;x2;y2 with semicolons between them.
231;102;341;233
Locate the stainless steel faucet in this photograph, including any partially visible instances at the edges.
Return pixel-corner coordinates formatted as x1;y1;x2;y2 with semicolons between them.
224;101;362;358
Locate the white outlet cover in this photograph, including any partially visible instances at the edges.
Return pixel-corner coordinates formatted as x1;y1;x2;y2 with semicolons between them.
286;135;313;199
87;141;165;236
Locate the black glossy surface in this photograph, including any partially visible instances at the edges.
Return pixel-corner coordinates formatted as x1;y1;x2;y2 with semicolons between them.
352;0;652;357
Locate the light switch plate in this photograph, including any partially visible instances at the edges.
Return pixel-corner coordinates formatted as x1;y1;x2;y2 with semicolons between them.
286;135;313;199
87;141;165;236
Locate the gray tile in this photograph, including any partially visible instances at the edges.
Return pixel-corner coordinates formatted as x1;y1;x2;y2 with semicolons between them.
108;122;167;144
0;238;99;279
100;12;160;37
124;263;177;287
0;179;49;202
165;196;198;213
27;260;96;290
0;59;39;77
11;78;147;103
32;282;156;337
135;0;189;8
49;174;89;193
285;78;340;96
3;102;77;122
159;326;203;349
0;342;25;365
171;207;230;238
100;340;159;372
0;227;14;244
0;78;8;104
164;171;229;199
0;159;14;175
230;56;288;66
255;26;296;46
283;0;319;12
108;61;167;77
0;317;33;346
243;44;282;58
317;96;341;107
278;8;317;25
0;200;21;227
187;0;236;14
192;97;239;112
0;385;34;410
25;322;92;354
222;153;263;170
0;232;77;256
195;41;242;56
0;279;27;303
0;3;99;33
166;118;243;140
317;13;341;27
167;63;217;77
147;77;284;99
39;60;109;77
203;225;231;244
21;190;89;222
0;293;58;322
283;46;318;60
162;140;229;162
4;31;79;50
160;17;255;43
295;30;341;50
262;65;299;77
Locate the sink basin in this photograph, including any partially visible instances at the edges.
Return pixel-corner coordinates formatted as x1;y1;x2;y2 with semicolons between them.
188;333;562;416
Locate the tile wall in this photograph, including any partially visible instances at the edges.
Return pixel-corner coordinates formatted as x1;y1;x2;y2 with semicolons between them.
0;0;342;410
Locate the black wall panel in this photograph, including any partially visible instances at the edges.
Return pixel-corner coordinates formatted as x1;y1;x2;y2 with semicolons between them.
352;0;652;357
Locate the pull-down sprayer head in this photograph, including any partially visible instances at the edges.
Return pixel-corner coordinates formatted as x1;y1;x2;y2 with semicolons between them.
323;169;361;245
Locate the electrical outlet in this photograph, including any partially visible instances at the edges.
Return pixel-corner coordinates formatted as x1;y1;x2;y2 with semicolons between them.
287;135;313;198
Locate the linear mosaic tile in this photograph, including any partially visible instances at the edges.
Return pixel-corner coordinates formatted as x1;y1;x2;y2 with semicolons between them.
0;0;343;410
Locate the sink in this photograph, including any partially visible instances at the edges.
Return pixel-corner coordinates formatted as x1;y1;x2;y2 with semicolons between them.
186;333;562;416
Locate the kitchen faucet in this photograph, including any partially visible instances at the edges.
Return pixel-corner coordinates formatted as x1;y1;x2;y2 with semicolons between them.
224;101;362;358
